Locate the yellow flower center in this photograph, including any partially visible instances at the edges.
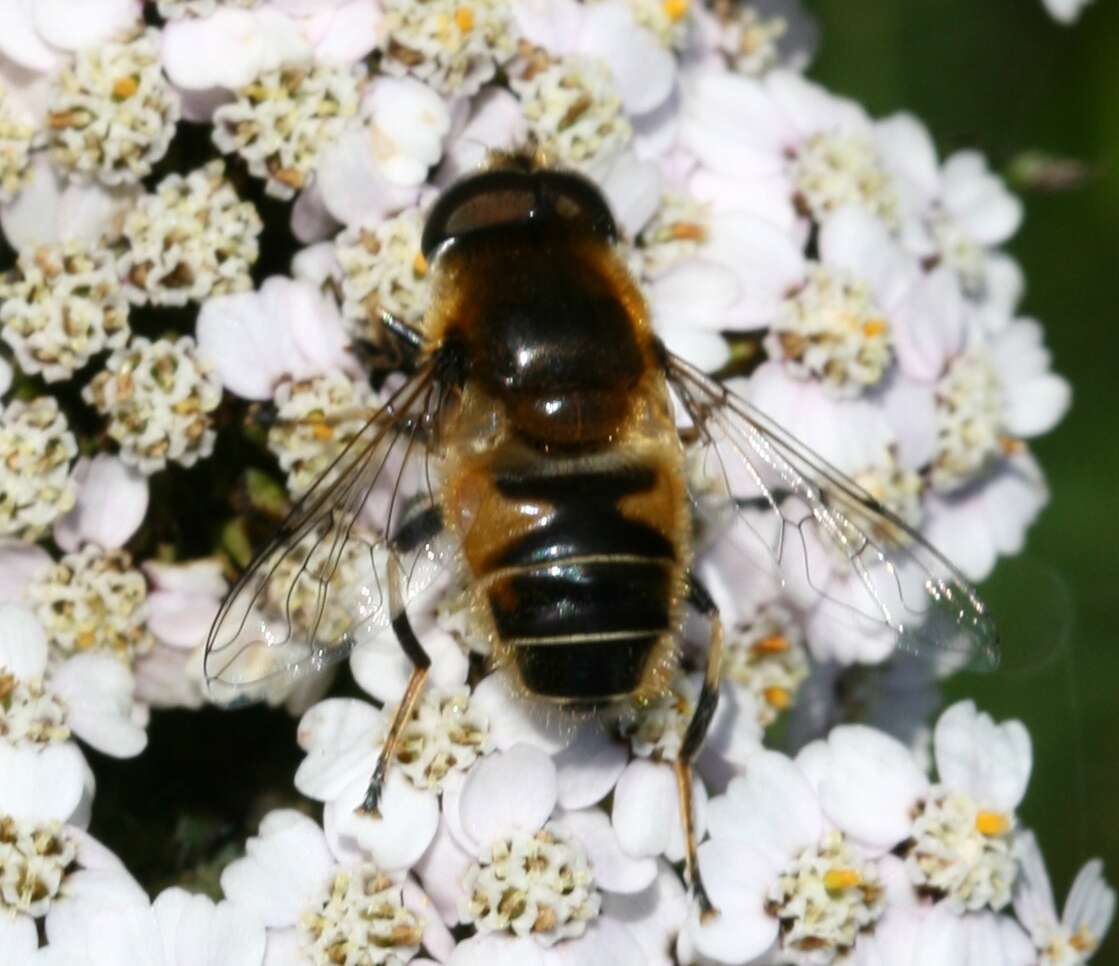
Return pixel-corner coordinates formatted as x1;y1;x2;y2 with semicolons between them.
752;634;790;655
975;810;1010;837
824;868;862;893
763;686;792;710
454;6;475;32
112;76;139;101
663;0;689;23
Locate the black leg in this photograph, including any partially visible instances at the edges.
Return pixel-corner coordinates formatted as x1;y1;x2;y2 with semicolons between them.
674;571;724;921
358;538;434;817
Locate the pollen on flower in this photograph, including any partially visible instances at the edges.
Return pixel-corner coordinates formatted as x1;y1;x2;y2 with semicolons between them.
83;336;223;473
723;603;809;728
336;210;430;347
461;826;601;945
766;829;885;964
212;65;363;200
931;349;1005;491
620;0;693;48
0;673;71;745
386;688;493;791
905;787;1017;913
268;374;377;497
299;864;423;966
0;243;130;383
119;161;263;307
637;192;712;278
766;265;894;396
510;49;632;177
47;29;180;186
792;131;899;228
157;0;258;17
708;0;791;75
0;83;38;204
618;671;695;761
381;0;515;97
0;397;78;541
27;547;154;666
0;817;78;918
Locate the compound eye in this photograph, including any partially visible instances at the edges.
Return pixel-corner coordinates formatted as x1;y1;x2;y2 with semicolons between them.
421;168;619;259
540;172;617;244
422;172;535;258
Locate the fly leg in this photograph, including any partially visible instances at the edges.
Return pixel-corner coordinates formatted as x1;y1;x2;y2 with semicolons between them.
357;509;440;816
674;572;724;923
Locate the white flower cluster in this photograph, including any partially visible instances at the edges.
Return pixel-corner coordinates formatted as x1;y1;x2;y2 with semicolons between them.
119;160;263;306
0;2;1108;965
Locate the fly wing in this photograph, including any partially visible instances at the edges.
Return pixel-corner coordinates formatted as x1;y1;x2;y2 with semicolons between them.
204;365;456;706
667;353;999;670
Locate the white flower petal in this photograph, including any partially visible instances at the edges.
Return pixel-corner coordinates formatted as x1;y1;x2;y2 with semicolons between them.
317;125;420;226
554;808;656;895
161;9;310;91
153;887;267;966
32;0;140;53
611;759;705;863
415;819;473;926
819;204;916;311
1011;830;1057;939
577;1;674;116
876;112;940;200
553;725;628;810
600;150;662;238
220;810;333;928
689;839;779;964
0;912;37;966
0;155;133;250
449;934;547;966
797;725;928;853
602;863;687;966
305;0;382;65
934;700;1032;812
54;456;148;552
402;878;455;963
458;744;557;853
656;322;729;372
1065;856;1116;943
707;749;822;865
325;770;439;871
294;698;381;801
0;742;86;822
0;0;61;71
50;654;147;758
0;603;48;677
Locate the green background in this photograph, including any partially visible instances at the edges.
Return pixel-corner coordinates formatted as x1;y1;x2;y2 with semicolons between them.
809;0;1119;956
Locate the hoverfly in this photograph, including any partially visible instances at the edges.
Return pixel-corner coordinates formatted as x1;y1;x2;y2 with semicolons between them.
205;151;998;913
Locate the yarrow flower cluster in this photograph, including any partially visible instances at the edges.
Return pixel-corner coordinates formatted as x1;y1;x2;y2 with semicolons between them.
0;1;1108;964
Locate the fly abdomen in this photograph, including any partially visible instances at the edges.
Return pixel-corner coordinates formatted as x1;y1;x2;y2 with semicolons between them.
469;460;684;703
